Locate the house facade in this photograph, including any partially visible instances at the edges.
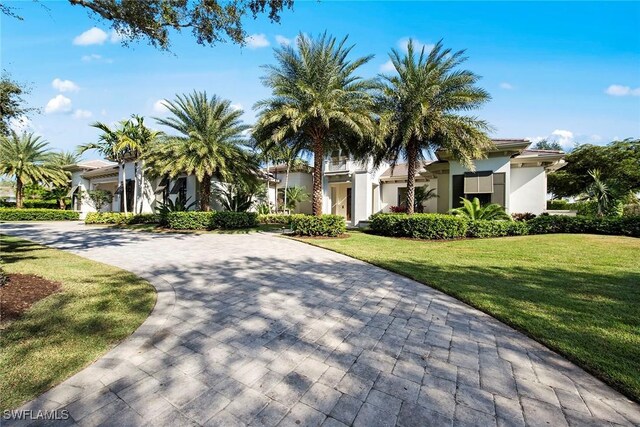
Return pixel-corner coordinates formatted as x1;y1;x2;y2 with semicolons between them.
68;139;565;224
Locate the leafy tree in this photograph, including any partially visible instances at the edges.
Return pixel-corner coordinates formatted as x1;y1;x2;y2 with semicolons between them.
532;139;562;151
2;0;294;50
450;197;511;220
0;131;66;208
374;40;493;214
254;32;376;216
548;139;640;199
285;186;309;211
78;121;131;213
0;71;36;136
85;189;113;210
47;151;80;209
146;91;257;211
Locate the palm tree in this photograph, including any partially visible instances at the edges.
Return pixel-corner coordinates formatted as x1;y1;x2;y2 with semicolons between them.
375;40;493;214
116;116;162;214
253;32;377;216
450;197;511;220
580;169;610;217
285;186;309;211
0;131;67;208
48;151;80;209
146;91;256;211
78;121;130;213
414;186;438;213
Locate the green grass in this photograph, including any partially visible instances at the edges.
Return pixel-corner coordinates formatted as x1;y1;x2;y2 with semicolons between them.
0;235;156;410
299;232;640;401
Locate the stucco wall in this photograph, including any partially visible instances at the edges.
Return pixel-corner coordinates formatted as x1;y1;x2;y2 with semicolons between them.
510;166;547;215
379;180;438;213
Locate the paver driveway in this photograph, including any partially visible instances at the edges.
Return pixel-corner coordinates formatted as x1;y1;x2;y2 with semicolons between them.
2;222;639;427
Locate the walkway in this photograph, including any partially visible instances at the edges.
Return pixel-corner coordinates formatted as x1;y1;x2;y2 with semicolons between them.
2;222;638;427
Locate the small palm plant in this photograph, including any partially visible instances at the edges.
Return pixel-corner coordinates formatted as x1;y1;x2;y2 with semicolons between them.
414;186;438;213
285;186;309;211
580;169;610;217
450;197;512;220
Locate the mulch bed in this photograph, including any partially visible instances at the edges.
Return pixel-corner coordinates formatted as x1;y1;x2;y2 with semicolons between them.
1;274;61;323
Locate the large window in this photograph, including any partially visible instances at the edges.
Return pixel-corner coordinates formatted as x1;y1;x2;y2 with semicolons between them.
452;171;505;208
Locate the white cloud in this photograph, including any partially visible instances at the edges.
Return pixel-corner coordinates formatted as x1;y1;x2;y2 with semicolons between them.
72;109;92;119
398;37;434;53
44;95;72;114
230;103;243;111
81;53;113;63
52;78;79;93
9;116;32;133
73;27;109;46
275;35;292;46
153;99;170;113
605;84;640;97
499;82;514;90
245;33;270;49
380;60;396;73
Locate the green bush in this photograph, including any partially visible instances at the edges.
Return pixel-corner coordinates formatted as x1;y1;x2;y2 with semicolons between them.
0;208;79;221
623;204;640;217
528;215;639;237
85;212;159;225
164;212;214;230
258;213;306;225
212;211;258;229
467;220;529;238
370;213;468;240
290;215;346;237
0;199;64;209
547;200;572;210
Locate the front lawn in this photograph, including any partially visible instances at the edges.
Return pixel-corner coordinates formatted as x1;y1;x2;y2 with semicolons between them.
0;235;156;410
300;232;640;401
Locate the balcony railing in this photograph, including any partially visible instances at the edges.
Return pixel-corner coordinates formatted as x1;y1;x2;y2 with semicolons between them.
325;159;349;172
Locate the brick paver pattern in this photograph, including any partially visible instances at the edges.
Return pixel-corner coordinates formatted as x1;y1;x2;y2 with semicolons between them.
2;222;639;427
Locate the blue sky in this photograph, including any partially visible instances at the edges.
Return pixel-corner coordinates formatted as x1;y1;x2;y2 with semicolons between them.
3;1;639;159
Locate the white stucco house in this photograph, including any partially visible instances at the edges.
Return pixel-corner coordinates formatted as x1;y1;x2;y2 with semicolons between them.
67;139;565;224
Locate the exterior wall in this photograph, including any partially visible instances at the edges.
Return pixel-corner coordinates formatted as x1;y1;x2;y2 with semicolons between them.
267;172;313;214
449;157;511;211
509;166;547;215
352;172;371;224
436;173;449;213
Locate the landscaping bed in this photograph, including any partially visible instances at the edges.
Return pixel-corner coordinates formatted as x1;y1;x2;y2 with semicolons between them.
300;231;640;401
0;235;156;410
0;274;61;322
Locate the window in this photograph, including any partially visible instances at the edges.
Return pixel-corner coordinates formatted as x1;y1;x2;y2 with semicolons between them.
464;171;493;194
397;187;407;207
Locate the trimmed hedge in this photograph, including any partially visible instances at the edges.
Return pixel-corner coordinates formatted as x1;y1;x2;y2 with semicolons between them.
162;211;258;230
370;213;468;240
85;212;159;225
467;220;529;238
290;215;346;237
258;213;306;225
528;215;640;237
0;208;79;221
0;199;63;209
164;212;213;230
212;211;258;229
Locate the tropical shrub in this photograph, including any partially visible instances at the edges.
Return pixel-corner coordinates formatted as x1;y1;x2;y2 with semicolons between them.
290;215;346;237
450;197;512;221
623;204;640;217
85;212;159;225
467;220;529;238
258;213;306;225
528;215;639;237
511;212;536;222
212;211;258;229
164;211;214;230
0;208;79;221
370;213;468;240
547;199;571;210
0;199;62;209
156;195;197;215
389;205;407;213
85;189;114;210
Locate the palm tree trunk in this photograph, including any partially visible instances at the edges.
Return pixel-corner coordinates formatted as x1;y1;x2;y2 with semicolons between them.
122;163;128;215
15;177;23;209
312;137;324;216
133;161;138;214
406;139;417;215
58;197;66;210
200;174;212;211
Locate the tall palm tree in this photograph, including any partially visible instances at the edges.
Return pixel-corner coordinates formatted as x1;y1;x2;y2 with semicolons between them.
48;150;80;209
78;121;131;213
375;40;493;214
146;91;256;211
116;115;162;214
253;32;377;216
0;131;66;208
